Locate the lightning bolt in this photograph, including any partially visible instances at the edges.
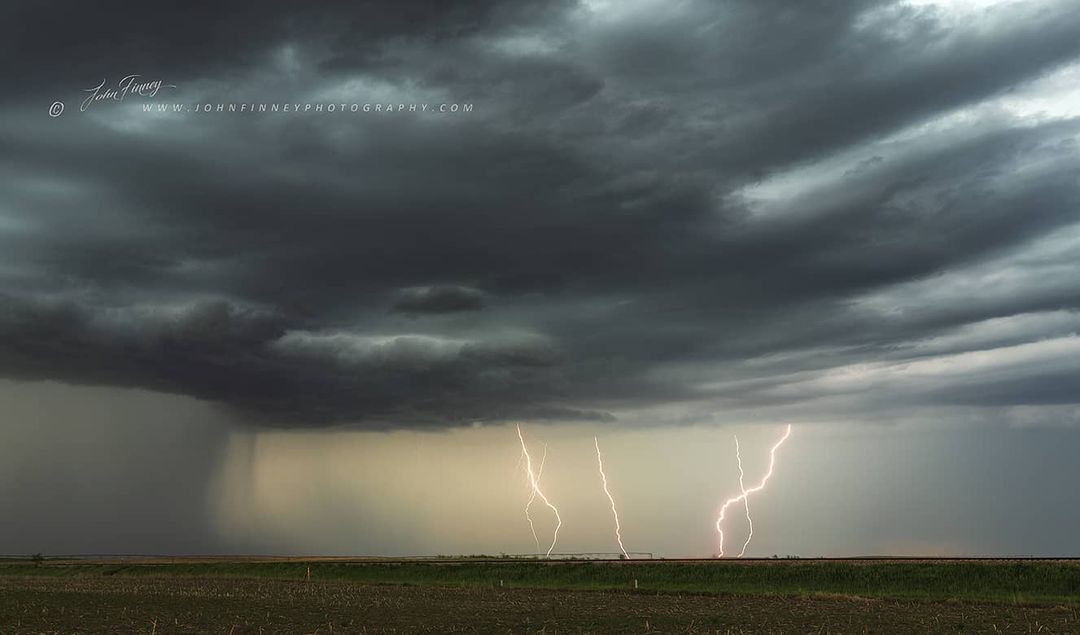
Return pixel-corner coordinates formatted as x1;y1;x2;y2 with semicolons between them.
715;423;792;558
594;437;630;559
523;444;548;553
516;424;562;557
735;436;754;558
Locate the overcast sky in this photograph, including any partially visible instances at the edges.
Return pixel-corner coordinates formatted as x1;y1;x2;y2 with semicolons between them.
1;0;1078;557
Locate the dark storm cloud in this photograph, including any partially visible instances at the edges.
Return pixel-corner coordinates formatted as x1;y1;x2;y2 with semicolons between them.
392;285;487;314
0;0;569;95
2;0;1080;427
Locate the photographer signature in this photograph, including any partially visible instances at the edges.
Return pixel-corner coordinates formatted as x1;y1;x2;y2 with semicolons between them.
82;75;176;112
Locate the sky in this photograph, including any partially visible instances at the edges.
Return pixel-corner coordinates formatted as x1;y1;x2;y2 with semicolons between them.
1;0;1078;557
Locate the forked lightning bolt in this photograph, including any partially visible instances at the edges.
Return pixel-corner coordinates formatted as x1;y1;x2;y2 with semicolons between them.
715;424;792;558
594;437;630;559
516;424;563;557
523;444;548;553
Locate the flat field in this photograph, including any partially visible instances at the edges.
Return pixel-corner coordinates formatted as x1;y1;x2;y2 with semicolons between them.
1;557;1078;633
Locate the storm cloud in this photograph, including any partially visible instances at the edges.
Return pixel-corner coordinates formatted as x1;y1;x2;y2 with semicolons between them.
2;0;1080;429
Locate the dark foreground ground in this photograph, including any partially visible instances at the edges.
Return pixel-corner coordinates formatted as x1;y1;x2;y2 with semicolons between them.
1;558;1078;633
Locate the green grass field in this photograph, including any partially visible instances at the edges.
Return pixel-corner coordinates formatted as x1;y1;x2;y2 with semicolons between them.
3;557;1079;604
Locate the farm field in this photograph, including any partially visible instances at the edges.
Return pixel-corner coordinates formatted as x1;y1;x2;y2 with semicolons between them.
1;558;1078;633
